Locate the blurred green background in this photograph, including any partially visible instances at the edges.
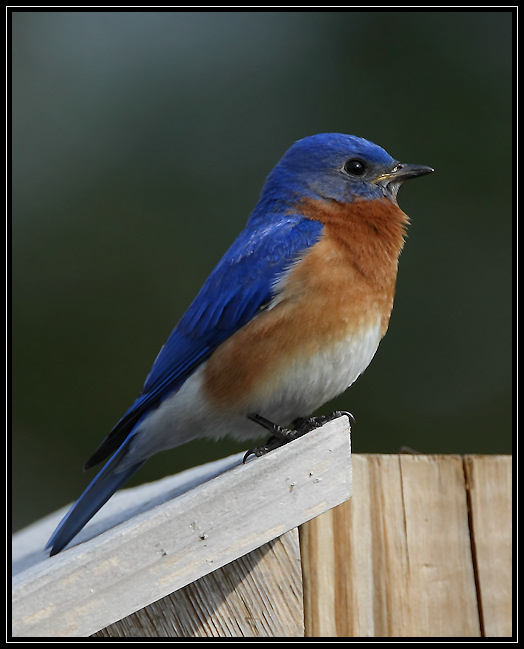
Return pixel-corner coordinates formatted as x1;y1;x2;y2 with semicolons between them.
12;11;512;532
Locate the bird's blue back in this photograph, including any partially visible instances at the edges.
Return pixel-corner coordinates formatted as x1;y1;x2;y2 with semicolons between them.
142;215;323;401
87;212;323;467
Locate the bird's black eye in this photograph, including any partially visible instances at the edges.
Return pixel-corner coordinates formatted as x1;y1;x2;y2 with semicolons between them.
343;158;367;176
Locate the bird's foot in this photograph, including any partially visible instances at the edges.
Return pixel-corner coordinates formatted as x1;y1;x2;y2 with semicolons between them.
243;414;296;462
293;410;355;434
243;411;354;462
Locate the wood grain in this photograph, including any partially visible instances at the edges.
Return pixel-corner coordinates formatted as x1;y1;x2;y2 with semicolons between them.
12;416;351;637
13;445;511;638
464;455;512;637
93;529;303;637
300;454;481;637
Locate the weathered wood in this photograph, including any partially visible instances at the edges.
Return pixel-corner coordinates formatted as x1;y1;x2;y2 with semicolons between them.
12;416;352;637
300;454;481;637
12;453;248;577
93;528;303;637
464;455;512;637
13;445;510;639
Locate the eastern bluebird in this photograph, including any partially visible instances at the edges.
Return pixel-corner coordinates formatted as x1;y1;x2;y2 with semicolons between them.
46;133;432;555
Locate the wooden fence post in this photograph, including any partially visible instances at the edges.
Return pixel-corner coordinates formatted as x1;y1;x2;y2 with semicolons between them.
299;454;512;638
12;424;511;638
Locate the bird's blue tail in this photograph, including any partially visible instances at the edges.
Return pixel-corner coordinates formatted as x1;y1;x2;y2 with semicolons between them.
46;444;145;556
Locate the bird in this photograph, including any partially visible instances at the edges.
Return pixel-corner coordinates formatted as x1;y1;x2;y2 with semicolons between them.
46;133;433;555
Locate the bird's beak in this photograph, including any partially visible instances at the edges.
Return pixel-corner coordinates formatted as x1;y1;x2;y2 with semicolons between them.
375;163;434;198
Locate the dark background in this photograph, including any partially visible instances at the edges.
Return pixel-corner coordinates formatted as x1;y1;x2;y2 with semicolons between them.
12;11;512;531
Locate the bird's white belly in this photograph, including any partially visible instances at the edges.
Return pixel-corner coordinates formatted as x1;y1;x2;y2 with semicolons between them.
124;322;381;463
256;321;382;424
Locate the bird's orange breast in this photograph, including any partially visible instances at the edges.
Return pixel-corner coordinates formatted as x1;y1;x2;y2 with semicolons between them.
203;196;409;413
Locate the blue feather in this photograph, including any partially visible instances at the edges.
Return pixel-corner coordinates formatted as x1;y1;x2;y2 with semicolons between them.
82;215;323;470
46;440;145;555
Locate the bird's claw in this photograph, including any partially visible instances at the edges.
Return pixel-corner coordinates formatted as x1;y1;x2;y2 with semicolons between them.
243;410;353;462
243;435;285;463
293;410;354;434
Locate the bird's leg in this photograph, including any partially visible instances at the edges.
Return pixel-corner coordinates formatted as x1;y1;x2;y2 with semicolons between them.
243;414;294;462
247;413;291;440
243;411;354;462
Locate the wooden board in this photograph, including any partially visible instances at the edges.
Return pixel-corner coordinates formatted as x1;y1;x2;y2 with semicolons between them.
93;528;304;637
300;454;482;637
463;455;512;637
12;416;352;637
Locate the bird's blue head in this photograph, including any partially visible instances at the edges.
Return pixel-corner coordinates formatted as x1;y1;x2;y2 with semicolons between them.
261;133;433;206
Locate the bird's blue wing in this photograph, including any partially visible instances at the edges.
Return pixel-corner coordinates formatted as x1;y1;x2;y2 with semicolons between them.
84;215;323;468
